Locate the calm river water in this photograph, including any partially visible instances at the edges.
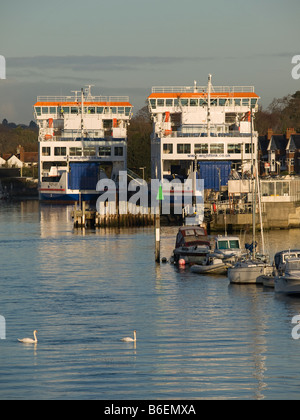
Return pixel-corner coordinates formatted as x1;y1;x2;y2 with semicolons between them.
0;201;300;400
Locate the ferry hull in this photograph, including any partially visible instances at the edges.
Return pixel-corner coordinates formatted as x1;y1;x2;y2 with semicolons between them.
39;191;100;203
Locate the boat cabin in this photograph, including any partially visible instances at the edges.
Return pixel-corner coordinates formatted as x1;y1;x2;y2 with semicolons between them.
214;236;242;255
274;249;300;274
175;226;210;249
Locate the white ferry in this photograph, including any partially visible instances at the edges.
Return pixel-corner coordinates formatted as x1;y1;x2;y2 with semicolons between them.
148;75;260;190
34;86;133;202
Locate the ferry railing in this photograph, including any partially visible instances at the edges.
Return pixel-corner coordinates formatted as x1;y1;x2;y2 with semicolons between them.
157;131;256;138
152;86;255;94
37;95;130;103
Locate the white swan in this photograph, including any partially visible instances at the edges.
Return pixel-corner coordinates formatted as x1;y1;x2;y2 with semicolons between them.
18;330;38;344
121;330;136;342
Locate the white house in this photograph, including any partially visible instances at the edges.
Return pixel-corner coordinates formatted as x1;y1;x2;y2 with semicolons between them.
6;155;23;168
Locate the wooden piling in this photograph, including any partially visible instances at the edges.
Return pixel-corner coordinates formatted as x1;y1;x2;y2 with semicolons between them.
72;201;155;228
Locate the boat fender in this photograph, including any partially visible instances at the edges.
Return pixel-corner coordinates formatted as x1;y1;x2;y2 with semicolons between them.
178;259;186;266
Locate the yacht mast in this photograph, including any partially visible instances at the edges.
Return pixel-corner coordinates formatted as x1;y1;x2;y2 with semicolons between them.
251;110;256;261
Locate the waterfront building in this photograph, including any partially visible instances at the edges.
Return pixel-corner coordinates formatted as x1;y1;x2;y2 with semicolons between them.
34;86;133;201
148;75;260;190
258;128;300;175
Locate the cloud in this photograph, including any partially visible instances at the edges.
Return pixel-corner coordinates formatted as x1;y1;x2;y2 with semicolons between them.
8;55;190;74
7;52;294;80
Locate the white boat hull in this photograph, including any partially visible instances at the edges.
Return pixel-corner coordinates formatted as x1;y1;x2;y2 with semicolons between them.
228;264;269;284
275;277;300;294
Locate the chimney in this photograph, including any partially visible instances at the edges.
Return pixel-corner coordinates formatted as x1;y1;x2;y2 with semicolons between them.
286;128;296;139
267;128;273;140
17;145;25;162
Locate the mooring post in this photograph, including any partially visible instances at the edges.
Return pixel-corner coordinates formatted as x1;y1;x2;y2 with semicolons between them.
155;184;164;263
82;201;86;227
155;206;160;263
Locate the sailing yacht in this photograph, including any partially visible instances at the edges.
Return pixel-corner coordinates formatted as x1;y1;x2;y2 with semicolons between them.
228;112;272;284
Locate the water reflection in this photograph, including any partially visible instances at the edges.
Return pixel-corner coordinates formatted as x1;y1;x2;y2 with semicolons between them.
1;202;300;399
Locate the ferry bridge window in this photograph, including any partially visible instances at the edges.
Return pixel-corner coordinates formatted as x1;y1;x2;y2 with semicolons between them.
251;99;258;108
190;99;198;107
111;107;117;114
83;147;96;157
219;99;226;106
234;99;241;106
228;144;241;154
210;144;224;154
166;99;173;107
114;147;123;156
42;107;49;114
180;99;188;106
118;107;125;114
177;144;191;154
62;107;70;114
149;99;156;109
70;147;82;156
242;99;249;107
87;107;95;114
157;99;165;107
42;147;51;156
50;107;57;114
97;107;104;114
125;107;131;116
35;107;41;116
99;146;111;157
163;144;173;154
199;99;208;106
54;147;66;156
71;107;78;114
195;144;208;154
210;99;217;106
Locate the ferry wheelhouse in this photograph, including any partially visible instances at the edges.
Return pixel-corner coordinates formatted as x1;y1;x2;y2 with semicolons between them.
34;86;133;202
148;75;259;191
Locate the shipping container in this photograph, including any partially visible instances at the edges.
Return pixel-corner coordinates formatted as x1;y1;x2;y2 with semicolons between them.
198;161;232;191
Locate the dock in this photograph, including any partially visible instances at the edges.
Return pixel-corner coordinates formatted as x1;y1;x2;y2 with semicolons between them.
72;201;155;228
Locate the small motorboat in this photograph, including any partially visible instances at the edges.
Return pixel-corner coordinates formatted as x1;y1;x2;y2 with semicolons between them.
260;250;300;289
172;225;211;265
259;274;275;288
274;249;300;275
190;255;230;275
213;235;244;263
275;258;300;295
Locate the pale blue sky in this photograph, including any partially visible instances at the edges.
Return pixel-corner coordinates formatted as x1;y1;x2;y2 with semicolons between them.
0;0;300;122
